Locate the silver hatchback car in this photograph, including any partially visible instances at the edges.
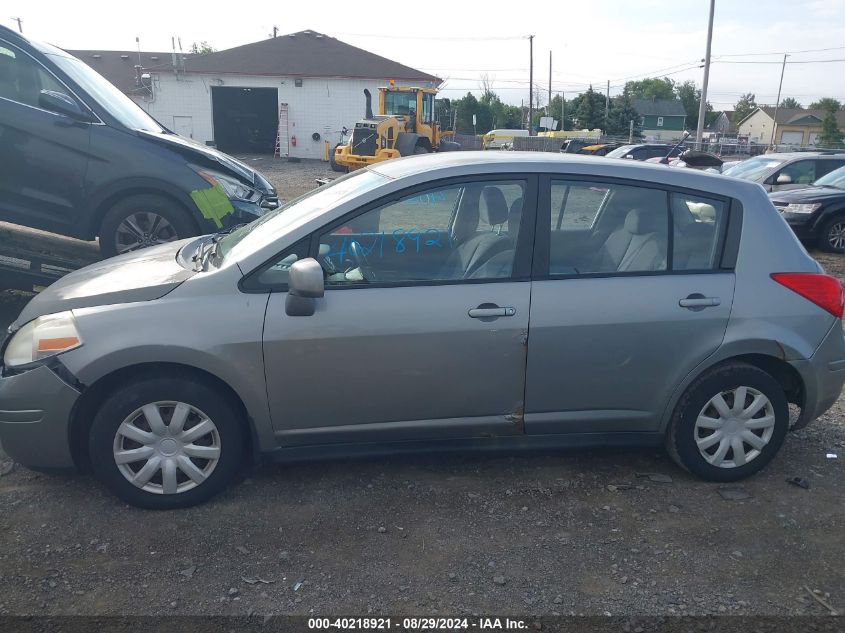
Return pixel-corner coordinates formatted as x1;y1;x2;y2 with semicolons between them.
2;152;844;509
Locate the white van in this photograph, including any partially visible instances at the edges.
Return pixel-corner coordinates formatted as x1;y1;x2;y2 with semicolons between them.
482;129;528;149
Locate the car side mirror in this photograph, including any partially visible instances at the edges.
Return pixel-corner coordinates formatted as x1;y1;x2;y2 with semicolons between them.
39;90;91;121
285;258;324;317
776;173;793;185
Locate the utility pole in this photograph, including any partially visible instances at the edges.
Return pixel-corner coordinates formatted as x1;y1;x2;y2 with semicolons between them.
528;35;534;135
629;120;634;143
561;92;565;131
548;51;552;117
11;16;22;33
695;0;715;149
769;53;789;149
605;79;610;131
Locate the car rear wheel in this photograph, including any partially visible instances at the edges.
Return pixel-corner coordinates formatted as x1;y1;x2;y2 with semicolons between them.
820;215;845;253
413;144;430;155
666;362;789;481
89;376;245;509
99;194;198;258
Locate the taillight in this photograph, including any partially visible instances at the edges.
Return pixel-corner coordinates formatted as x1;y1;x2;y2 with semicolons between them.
771;273;844;318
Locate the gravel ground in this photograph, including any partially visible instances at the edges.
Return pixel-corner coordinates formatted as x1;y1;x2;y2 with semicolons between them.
0;158;844;617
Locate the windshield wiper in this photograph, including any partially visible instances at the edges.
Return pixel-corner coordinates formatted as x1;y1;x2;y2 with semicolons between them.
191;224;247;271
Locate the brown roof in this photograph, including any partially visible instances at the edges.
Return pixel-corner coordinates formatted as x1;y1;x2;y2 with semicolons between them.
67;50;184;94
149;30;440;83
756;106;845;126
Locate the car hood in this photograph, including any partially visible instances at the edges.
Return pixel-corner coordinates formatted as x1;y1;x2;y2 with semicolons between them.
769;186;845;204
11;240;197;330
136;130;275;194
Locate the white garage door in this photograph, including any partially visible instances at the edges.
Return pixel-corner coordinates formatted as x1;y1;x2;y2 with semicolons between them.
781;131;803;146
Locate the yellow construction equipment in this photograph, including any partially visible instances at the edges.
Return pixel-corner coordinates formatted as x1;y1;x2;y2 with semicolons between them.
334;85;459;171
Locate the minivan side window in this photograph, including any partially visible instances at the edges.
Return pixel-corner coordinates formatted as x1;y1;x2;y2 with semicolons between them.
318;179;526;285
776;160;816;185
0;43;66;108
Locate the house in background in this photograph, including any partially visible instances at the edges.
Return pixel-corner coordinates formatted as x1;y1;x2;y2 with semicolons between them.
706;110;735;136
633;98;687;141
736;106;845;147
70;30;439;159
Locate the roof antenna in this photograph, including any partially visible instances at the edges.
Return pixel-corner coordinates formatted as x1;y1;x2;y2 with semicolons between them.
660;130;691;164
135;36;142;66
177;37;185;71
272;26;279;38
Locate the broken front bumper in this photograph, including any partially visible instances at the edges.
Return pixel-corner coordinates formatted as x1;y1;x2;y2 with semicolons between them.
0;363;80;469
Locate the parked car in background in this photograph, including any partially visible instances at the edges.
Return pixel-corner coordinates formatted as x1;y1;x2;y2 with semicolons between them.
770;165;845;252
0;26;279;256
482;129;528;149
722;152;845;193
605;143;684;161
2;152;843;509
578;143;622;156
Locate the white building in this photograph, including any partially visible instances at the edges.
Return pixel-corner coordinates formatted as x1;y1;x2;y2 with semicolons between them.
71;30;438;160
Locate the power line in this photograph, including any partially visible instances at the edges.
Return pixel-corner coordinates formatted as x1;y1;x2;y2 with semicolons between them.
715;45;845;58
715;58;845;64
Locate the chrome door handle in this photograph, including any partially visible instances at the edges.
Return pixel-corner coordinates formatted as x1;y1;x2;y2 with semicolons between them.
679;295;721;309
468;306;516;318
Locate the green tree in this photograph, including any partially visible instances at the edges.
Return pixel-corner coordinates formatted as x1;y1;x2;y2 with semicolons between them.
809;97;843;112
816;107;844;148
605;94;642;137
623;77;675;101
779;97;802;109
189;41;215;54
572;86;605;130
732;93;757;124
674;80;713;131
546;94;573;131
453;92;480;134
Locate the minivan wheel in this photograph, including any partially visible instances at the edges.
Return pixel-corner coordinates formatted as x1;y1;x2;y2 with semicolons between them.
666;363;789;482
820;216;845;253
99;194;198;258
89;376;244;509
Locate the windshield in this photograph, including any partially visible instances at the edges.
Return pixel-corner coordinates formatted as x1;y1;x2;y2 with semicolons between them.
606;145;637;158
47;53;164;132
383;90;416;116
722;157;784;181
814;165;845;189
215;169;388;263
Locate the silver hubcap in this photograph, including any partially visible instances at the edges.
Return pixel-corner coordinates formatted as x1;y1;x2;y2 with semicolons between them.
115;212;176;253
828;222;845;251
695;386;775;468
113;401;221;495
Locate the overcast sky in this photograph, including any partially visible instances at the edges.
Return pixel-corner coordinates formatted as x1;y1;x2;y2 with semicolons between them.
7;0;845;110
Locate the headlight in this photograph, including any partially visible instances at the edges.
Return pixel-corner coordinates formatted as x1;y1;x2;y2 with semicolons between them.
193;168;259;202
3;312;82;369
784;203;822;214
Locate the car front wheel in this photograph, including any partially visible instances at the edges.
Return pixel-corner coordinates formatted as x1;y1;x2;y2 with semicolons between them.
89;375;245;509
820;215;845;253
99;194;198;258
666;362;789;481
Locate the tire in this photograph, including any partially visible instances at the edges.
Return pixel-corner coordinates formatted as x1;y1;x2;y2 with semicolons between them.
330;143;346;172
88;375;245;509
413;144;430;155
99;194;199;258
666;362;789;482
819;215;845;253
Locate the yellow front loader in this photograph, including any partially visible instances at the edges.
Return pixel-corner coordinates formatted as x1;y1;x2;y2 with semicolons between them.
334;85;459;171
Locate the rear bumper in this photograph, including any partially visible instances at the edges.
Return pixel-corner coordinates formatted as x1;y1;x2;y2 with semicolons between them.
790;321;845;428
0;364;80;468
